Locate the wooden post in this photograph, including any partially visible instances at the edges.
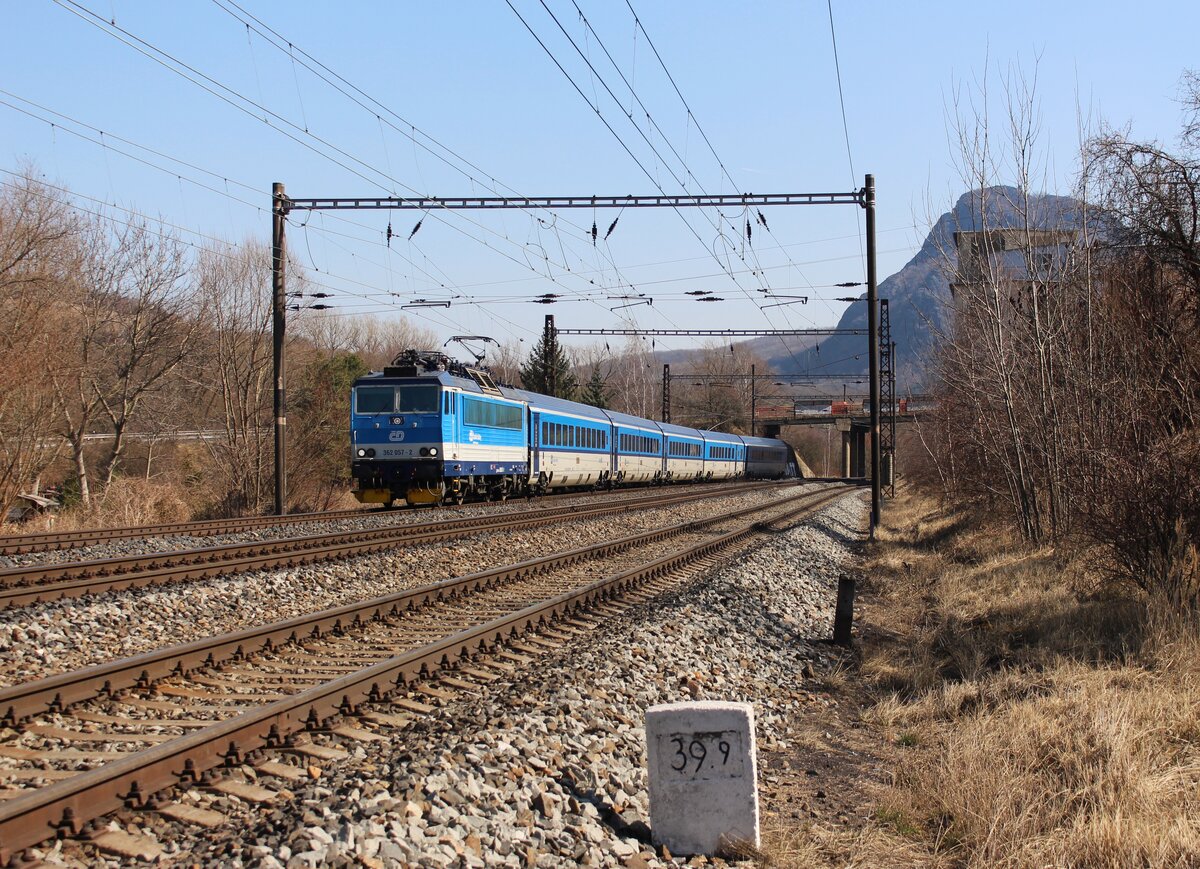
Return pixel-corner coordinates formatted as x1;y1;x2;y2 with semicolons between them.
833;575;856;646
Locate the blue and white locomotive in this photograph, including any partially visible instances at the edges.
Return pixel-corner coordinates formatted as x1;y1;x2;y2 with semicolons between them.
351;351;795;506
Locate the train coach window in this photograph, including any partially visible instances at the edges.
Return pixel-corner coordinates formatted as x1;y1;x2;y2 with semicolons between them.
356;387;394;414
464;398;522;429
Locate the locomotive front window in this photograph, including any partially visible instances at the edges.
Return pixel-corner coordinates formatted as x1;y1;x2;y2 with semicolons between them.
396;385;439;413
356;387;394;414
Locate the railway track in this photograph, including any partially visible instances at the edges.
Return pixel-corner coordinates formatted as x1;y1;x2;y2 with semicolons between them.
0;481;756;557
0;481;783;610
0;507;370;556
0;484;849;861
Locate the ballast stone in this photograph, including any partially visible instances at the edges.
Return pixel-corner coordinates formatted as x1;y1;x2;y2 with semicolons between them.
645;700;759;855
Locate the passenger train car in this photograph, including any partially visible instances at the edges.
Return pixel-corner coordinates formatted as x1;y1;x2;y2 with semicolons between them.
351;351;795;506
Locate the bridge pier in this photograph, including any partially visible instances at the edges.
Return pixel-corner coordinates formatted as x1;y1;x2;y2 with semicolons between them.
852;427;867;478
840;430;852;478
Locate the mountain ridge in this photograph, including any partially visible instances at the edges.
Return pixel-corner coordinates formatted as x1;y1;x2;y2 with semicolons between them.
741;185;1083;385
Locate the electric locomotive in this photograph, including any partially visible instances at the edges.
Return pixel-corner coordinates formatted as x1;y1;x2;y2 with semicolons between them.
351;351;527;506
350;350;796;506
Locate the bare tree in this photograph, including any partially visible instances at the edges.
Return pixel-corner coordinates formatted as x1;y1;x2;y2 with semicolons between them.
922;64;1200;607
93;222;195;488
48;214;195;507
485;338;526;386
0;171;76;512
605;338;660;419
325;314;438;370
927;62;1085;542
189;242;276;515
672;341;772;433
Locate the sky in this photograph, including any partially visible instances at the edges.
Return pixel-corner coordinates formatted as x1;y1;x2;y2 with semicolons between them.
2;1;1197;362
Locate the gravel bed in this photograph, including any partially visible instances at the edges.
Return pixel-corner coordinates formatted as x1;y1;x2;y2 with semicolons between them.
0;487;808;687
0;485;748;570
41;490;867;868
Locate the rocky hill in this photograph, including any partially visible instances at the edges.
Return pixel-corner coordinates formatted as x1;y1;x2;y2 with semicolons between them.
749;185;1083;385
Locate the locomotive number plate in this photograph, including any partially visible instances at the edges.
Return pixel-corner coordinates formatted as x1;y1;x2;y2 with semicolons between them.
379;447;422;457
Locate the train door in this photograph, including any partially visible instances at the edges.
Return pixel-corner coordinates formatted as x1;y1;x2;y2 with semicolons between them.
530;410;541;475
608;424;616;481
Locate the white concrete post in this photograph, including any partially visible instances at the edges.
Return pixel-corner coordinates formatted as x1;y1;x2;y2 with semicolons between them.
645;700;760;855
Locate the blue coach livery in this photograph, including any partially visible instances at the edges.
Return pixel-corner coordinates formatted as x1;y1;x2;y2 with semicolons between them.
351;350;796;506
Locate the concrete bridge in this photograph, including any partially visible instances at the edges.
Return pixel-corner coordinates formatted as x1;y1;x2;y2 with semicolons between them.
752;394;933;482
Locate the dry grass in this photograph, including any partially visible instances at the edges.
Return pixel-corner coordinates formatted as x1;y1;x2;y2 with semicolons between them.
2;477;195;535
754;815;927;868
842;487;1200;868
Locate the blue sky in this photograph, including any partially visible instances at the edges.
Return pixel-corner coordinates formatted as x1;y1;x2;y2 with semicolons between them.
3;1;1197;356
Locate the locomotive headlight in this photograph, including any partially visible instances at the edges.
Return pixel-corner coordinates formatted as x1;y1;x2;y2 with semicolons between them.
366;449;376;457
419;447;429;457
429;448;438;456
357;449;366;457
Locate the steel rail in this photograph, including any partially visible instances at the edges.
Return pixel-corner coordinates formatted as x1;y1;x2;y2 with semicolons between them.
0;487;847;860
0;482;780;608
0;508;372;555
0;479;724;555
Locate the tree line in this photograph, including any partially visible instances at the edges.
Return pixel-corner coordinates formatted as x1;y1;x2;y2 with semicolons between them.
919;70;1200;609
0;171;805;523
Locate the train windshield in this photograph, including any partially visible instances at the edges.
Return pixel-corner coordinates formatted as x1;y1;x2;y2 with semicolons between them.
355;384;440;414
356;387;394;414
397;385;439;413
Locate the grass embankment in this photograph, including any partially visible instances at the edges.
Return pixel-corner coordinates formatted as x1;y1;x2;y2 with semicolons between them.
765;488;1200;867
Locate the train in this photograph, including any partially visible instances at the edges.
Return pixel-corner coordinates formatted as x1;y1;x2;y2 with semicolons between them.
350;350;798;506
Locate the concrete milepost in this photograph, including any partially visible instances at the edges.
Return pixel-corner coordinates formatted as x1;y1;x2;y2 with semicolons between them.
645;701;760;855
